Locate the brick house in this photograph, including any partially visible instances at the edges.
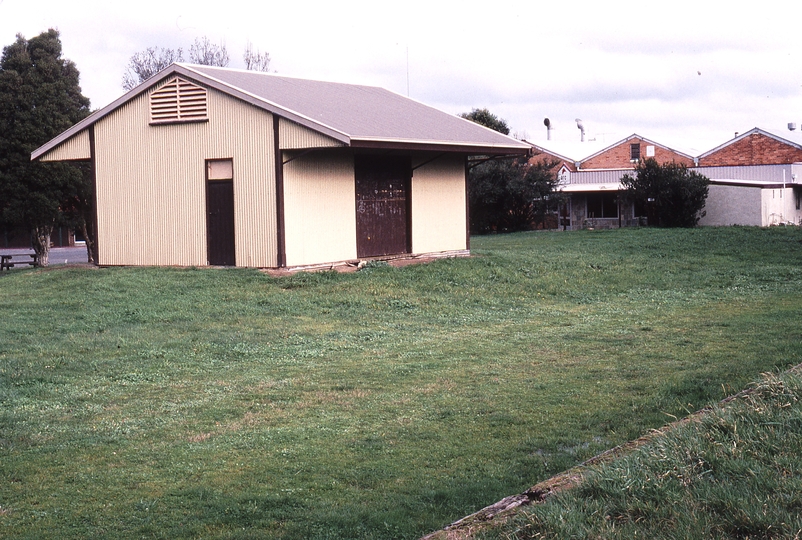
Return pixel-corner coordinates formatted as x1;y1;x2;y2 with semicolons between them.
532;129;802;229
548;135;695;230
696;129;802;226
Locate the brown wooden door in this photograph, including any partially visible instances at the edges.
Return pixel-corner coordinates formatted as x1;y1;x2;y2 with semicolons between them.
355;155;411;258
207;180;235;266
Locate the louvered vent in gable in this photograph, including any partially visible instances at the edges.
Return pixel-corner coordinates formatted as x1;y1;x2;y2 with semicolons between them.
149;77;208;124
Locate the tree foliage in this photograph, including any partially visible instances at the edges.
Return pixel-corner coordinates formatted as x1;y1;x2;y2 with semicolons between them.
621;158;710;228
461;107;558;233
459;107;510;135
469;157;560;234
0;29;91;264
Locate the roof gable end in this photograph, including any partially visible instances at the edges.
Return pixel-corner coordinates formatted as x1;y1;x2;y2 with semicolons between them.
578;133;695;168
699;128;802;159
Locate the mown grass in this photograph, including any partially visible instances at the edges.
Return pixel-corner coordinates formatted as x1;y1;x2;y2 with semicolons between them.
1;226;801;539
484;370;802;539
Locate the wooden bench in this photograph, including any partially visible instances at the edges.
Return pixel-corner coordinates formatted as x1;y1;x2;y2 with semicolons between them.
1;253;40;271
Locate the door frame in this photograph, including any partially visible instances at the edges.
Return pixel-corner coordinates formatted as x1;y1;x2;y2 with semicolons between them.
205;158;236;266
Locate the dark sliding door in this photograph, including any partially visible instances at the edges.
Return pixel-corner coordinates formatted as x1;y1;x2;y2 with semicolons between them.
355;155;411;258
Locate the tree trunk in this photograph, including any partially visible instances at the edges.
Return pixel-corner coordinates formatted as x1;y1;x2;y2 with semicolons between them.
31;226;52;267
80;221;95;264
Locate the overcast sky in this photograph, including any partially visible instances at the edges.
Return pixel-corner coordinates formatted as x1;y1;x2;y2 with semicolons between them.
2;0;800;156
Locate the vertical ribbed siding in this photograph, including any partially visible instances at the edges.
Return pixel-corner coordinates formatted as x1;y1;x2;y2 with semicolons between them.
279;118;343;149
39;129;91;161
283;150;356;266
410;154;467;254
95;87;276;267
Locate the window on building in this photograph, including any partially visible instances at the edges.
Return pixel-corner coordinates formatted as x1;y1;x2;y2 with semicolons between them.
586;192;619;218
207;159;234;180
630;143;641;161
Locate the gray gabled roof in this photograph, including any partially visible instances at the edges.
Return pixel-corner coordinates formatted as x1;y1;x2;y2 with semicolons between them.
33;63;529;160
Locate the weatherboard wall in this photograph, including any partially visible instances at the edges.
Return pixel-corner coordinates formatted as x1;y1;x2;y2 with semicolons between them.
94;82;277;267
410;154;467;254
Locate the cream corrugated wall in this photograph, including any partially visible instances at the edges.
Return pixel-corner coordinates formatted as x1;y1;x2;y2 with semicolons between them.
95;88;276;267
279;118;343;150
411;154;467;254
283;150;357;266
39;130;91;161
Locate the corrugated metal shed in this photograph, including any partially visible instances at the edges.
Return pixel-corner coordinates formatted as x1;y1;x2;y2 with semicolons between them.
30;63;503;269
32;63;529;160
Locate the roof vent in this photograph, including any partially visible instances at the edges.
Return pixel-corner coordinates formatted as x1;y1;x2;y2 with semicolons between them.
150;77;208;124
789;123;797;131
575;118;585;142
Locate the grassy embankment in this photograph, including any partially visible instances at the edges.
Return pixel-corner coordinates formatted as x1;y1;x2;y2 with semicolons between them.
1;227;801;539
479;369;802;539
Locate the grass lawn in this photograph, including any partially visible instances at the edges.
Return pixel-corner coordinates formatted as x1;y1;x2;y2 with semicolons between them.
1;227;801;539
